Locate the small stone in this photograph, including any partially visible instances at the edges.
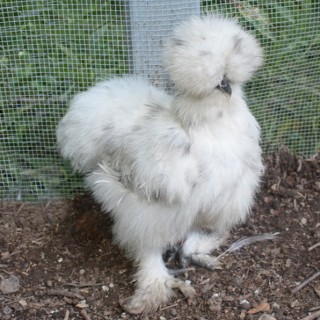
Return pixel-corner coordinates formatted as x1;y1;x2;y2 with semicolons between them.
102;285;109;292
58;257;63;263
159;316;167;320
0;275;20;294
46;280;53;287
263;196;272;204
209;294;222;312
291;300;299;308
19;299;28;308
285;259;292;268
301;218;307;225
240;299;251;310
109;283;114;288
3;306;12;315
254;288;261;296
170;308;177;316
272;303;280;309
51;310;65;318
80;288;89;294
76;300;89;308
79;269;85;275
271;184;278;191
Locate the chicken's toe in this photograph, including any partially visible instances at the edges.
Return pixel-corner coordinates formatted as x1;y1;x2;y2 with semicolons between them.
189;253;221;270
120;296;145;315
167;278;196;298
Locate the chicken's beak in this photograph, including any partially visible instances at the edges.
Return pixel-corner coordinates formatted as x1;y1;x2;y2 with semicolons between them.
217;76;232;96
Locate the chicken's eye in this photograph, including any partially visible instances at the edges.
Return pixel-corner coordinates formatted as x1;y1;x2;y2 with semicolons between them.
217;75;232;96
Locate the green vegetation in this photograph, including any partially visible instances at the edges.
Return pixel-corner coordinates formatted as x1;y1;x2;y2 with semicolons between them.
204;0;320;154
0;0;127;199
0;0;319;199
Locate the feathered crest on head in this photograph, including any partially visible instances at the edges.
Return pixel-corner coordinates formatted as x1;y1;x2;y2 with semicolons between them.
164;15;263;97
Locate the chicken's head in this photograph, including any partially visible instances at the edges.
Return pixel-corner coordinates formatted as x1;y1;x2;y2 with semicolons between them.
164;15;263;98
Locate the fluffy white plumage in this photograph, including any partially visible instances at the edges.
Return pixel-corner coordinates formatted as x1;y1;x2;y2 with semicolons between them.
57;15;263;314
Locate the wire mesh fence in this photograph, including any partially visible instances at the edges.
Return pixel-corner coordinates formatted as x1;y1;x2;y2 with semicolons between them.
0;0;319;200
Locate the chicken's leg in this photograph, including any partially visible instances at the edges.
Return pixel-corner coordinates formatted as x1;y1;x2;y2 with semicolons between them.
120;248;195;314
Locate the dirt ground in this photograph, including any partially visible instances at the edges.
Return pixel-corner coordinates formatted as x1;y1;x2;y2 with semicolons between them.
1;150;319;320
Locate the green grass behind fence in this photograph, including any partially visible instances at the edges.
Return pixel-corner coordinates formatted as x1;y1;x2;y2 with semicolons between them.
0;0;319;200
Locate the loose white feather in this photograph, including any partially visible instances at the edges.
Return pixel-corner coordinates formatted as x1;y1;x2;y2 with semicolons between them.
217;233;280;259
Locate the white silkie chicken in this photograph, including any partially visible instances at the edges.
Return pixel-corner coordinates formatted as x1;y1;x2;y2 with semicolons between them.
57;15;264;314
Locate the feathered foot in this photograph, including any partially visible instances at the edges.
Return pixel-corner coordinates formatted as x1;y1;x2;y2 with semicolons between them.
187;253;220;270
181;230;224;270
120;277;195;314
168;277;196;298
120;249;195;314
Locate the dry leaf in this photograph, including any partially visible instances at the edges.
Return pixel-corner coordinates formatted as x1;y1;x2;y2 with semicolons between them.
247;302;270;314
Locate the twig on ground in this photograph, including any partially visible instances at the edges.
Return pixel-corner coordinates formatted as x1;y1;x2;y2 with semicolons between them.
15;203;25;215
63;310;70;320
64;282;104;288
46;289;85;300
1;269;13;276
308;242;320;251
43;200;52;212
309;306;320;312
299;310;320;320
160;303;179;311
292;271;320;293
80;309;91;320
